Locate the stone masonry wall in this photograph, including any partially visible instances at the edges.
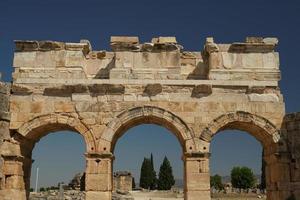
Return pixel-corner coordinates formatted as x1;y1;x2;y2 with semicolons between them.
0;74;11;195
282;113;300;198
1;36;298;200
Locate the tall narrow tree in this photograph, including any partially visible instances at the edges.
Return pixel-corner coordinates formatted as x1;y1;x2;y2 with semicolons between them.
139;158;152;189
150;153;157;189
157;156;175;190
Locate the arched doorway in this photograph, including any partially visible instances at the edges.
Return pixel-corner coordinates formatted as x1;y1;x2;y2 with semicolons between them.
4;114;96;200
200;111;289;200
210;130;264;198
113;124;183;197
98;106;198;199
30;131;85;193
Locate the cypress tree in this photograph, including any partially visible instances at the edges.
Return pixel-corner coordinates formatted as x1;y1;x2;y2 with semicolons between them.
157;156;175;190
150;153;157;190
139;158;152;189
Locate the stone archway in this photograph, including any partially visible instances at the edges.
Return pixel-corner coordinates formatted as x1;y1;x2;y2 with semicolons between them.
94;106;199;200
99;106;196;153
17;113;97;152
2;114;96;200
200;111;281;147
199;111;290;200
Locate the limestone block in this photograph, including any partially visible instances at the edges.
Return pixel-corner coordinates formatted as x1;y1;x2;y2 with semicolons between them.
110;69;130;79
85;57;113;77
65;43;86;51
14;40;39;51
185;172;210;190
5;175;25;189
124;94;137;102
86;158;112;174
110;36;139;51
0;189;27;200
65;50;85;67
221;52;242;69
71;94;93;101
263;37;279;45
13;52;37;68
111;36;139;44
54;102;75;113
38;41;65;51
134;52;161;69
248;94;279;102
0;121;10;140
155;37;177;44
262;52;279;69
241;53;263;68
86;191;111;200
36;51;57;68
185;190;211;200
162;51;181;67
3;161;23;176
85;173;112;191
246;37;264;43
0;141;21;157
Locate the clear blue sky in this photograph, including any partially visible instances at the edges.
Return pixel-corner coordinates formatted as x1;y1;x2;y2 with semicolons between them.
0;0;299;188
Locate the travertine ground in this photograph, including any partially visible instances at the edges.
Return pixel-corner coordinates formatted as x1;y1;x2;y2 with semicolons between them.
0;36;299;200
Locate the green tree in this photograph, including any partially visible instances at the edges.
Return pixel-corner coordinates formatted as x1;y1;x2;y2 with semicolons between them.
39;187;45;192
150;153;157;190
231;166;256;189
139;158;152;189
210;174;224;191
157;156;175;190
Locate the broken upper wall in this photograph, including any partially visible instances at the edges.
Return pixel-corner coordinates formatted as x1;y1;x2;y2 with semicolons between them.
205;37;280;81
12;36;280;82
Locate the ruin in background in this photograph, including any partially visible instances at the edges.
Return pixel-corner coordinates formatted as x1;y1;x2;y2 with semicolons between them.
113;171;133;192
0;36;299;200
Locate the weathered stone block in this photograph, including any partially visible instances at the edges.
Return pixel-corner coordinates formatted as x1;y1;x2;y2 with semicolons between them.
86;191;111;200
85;173;112;191
4;175;25;189
3;161;23;176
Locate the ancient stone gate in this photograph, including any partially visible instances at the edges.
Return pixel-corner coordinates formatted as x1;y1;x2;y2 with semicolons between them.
0;36;299;200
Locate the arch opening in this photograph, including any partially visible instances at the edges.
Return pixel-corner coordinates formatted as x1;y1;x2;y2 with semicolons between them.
200;111;281;149
209;130;265;198
13;114;96;199
113;124;185;197
30;131;86;196
101;106;196;153
202;112;285;200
